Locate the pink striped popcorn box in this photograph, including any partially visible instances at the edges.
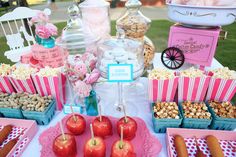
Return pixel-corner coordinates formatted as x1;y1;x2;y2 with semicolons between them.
178;75;211;102
206;78;236;102
31;73;66;110
0;76;15;93
148;77;179;102
8;76;36;94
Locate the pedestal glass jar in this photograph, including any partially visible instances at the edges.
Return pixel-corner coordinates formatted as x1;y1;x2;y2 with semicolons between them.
79;0;111;41
97;30;144;116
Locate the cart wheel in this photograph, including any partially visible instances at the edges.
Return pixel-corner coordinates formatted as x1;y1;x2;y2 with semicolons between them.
161;47;185;70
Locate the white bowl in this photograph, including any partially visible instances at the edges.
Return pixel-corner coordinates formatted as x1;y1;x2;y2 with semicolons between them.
167;3;236;27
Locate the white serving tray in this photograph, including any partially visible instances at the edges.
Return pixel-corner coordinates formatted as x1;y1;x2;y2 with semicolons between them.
167;3;236;27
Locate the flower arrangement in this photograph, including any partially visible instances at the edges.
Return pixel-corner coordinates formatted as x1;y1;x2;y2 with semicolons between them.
65;52;100;98
29;11;58;47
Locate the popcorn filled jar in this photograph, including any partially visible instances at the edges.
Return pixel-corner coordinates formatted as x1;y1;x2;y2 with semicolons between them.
79;0;111;41
116;0;154;68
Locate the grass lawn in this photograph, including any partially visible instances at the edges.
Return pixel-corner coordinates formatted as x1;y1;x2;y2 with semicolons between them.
1;20;235;69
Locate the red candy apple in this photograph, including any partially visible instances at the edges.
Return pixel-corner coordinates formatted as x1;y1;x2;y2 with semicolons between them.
84;137;106;157
111;140;136;157
92;116;112;138
53;133;77;157
66;114;86;135
117;117;137;140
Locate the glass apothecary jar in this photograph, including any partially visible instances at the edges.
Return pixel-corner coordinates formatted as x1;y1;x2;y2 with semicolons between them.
116;0;151;40
79;0;111;41
57;4;99;55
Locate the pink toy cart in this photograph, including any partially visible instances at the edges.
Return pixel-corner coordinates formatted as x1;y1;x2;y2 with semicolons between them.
161;24;227;70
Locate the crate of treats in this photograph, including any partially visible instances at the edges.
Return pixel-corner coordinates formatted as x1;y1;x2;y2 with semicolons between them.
152;102;182;133
179;101;212;129
207;101;236;130
21;95;55;125
0;92;25;119
166;128;236;157
0;118;38;157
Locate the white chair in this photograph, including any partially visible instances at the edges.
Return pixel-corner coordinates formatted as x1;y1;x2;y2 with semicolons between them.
0;7;51;62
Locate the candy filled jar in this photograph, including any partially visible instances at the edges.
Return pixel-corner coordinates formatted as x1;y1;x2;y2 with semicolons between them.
116;0;151;40
79;0;111;41
116;0;154;68
97;29;144;115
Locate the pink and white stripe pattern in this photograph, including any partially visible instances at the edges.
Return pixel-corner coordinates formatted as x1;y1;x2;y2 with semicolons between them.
8;77;36;94
148;77;179;102
31;73;66;110
178;76;210;102
206;78;236;101
0;76;15;93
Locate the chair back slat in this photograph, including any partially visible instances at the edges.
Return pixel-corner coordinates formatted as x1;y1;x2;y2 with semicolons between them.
0;22;7;36
7;21;13;34
14;19;20;32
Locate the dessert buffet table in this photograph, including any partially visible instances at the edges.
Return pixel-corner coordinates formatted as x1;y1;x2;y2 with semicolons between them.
21;54;224;157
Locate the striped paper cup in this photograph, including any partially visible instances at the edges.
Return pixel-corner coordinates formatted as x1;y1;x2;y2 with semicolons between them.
8;76;36;94
148;77;179;102
0;76;15;93
206;78;236;101
31;73;66;110
178;75;211;102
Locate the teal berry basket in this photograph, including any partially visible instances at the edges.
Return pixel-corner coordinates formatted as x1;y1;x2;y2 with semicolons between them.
206;101;236;130
179;103;212;129
22;100;56;125
151;103;183;133
0;107;24;119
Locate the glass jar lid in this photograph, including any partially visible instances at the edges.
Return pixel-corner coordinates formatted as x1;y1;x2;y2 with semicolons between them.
79;0;109;8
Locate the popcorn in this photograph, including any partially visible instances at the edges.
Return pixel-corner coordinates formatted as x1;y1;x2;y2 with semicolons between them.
209;101;236;118
11;65;36;79
0;64;12;76
37;66;60;77
212;67;236;79
148;68;175;79
153;102;180;119
182;101;211;119
180;67;205;77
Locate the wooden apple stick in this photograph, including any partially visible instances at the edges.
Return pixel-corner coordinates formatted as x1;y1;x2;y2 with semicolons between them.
59;121;66;141
122;105;128;123
119;126;124;149
90;124;96;145
98;104;102;122
70;105;77;122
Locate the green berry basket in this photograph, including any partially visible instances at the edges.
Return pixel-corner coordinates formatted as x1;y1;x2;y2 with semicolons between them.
22;100;56;125
179;103;212;129
151;103;183;133
206;101;236;130
0;107;24;119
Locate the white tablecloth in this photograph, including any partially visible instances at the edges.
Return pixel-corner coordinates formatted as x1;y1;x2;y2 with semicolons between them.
21;53;224;157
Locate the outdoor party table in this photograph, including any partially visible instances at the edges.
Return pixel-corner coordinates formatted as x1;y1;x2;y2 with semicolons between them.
21;53;224;157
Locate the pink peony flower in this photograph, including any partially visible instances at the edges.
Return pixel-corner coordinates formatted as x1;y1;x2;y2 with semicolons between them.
74;80;92;98
45;23;58;36
84;69;100;84
37;12;49;23
74;62;87;76
35;25;51;39
81;52;97;69
29;11;49;25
